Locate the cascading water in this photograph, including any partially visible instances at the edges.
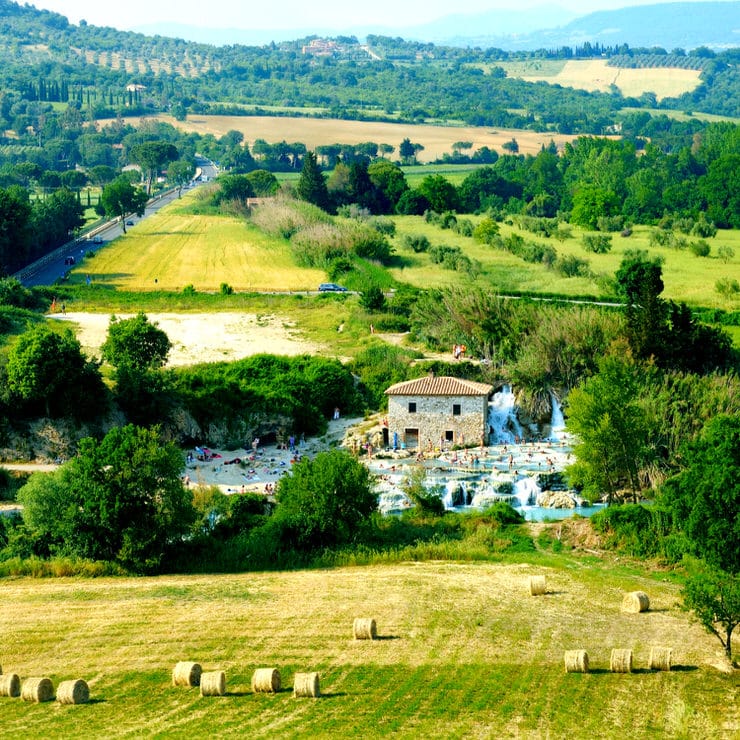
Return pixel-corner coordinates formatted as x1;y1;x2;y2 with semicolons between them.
513;476;541;507
488;385;524;444
549;391;566;441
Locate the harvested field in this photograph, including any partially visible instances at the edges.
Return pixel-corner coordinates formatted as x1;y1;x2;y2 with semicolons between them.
98;115;589;160
0;563;735;736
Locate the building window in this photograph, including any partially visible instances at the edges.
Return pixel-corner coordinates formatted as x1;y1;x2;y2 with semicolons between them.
452;403;461;416
408;402;417;413
445;430;454;442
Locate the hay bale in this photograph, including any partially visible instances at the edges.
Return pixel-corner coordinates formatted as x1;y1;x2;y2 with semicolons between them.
610;649;633;673
563;650;589;673
293;672;320;698
621;591;650;613
353;617;377;640
0;673;21;697
251;668;280;693
649;647;673;671
172;661;202;687
56;679;89;705
529;575;547;596
21;677;54;703
200;671;226;697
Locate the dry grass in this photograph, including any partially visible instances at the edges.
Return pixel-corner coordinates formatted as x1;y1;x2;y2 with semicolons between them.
99;115;588;160
509;59;702;101
0;563;735;736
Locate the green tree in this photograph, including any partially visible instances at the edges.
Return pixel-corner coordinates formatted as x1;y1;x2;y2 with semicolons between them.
571;185;619;230
101;314;173;426
101;313;171;373
418;175;459;213
17;425;194;572
246;169;280;197
167;159;195;197
0;186;32;273
367;159;408;212
401;466;445;516
100;177;148;233
659;414;740;573
295;151;331;211
360;285;386;312
682;565;740;661
213;174;255;205
5;326;104;418
566;352;647;502
273;450;377;550
129;141;179;194
473;217;500;245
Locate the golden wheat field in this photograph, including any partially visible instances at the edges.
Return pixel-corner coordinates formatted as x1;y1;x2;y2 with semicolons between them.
101;114;589;160
512;59;702;101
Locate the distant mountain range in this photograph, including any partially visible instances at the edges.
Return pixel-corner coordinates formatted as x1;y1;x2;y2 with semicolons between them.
134;2;740;50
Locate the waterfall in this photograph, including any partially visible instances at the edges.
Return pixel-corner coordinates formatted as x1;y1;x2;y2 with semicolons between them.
487;385;524;444
549;391;566;441
513;476;541;507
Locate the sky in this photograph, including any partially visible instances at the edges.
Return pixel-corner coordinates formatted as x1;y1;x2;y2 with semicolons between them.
26;0;708;33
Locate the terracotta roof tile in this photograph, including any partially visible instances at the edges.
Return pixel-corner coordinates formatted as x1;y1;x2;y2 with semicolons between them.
385;376;493;397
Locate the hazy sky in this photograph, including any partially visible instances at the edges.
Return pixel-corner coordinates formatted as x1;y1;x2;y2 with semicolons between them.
27;0;706;32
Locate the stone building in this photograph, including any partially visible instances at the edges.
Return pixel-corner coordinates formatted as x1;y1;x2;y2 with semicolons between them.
385;375;493;450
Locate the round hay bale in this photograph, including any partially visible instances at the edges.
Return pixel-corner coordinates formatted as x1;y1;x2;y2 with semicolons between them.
529;575;547;596
621;591;650;613
200;671;226;697
251;668;280;693
353;617;377;640
0;673;21;697
293;672;320;698
610;648;633;673
56;679;89;705
563;650;589;673
649;647;673;671
172;661;201;687
21;677;54;703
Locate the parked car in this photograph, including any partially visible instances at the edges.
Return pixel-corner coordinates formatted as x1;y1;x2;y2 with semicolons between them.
64;256;75;266
318;283;348;292
125;220;134;226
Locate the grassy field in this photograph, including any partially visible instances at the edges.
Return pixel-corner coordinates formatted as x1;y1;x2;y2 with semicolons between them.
0;553;736;738
497;60;702;101
70;195;740;314
102;114;587;161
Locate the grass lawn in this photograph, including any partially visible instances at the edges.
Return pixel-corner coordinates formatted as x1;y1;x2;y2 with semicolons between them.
0;556;735;738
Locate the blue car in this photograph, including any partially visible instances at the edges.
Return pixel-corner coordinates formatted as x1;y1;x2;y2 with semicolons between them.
318;283;348;292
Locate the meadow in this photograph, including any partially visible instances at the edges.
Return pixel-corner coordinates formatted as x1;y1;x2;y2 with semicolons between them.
71;192;740;313
0;555;736;738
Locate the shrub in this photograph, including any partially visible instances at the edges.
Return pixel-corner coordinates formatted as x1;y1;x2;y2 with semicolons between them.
472;217;500;245
689;239;711;257
554;254;590;277
596;215;625;232
691;216;717;238
717;245;735;263
182;284;197;295
453;218;474;237
219;283;234;295
402;233;431;253
582;234;613;254
715;277;740;297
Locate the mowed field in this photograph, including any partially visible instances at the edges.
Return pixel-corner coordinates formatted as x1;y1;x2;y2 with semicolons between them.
0;559;736;738
82;197;324;293
500;59;702;101
103;114;588;160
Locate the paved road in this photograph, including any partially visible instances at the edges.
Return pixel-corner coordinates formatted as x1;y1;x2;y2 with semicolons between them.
21;157;217;288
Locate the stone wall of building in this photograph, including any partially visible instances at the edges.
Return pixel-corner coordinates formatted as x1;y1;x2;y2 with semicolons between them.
387;394;488;449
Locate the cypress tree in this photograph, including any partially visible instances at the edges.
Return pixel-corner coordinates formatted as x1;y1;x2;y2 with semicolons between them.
296;151;331;211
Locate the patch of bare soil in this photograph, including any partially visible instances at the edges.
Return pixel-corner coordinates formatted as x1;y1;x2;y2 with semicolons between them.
51;312;323;366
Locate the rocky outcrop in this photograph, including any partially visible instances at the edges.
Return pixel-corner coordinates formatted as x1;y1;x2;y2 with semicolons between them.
537;490;576;509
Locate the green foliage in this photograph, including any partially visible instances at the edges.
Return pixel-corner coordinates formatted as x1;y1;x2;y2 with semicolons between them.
296;151;331;212
100;177;148;230
16;425;195;572
273;450;378;550
688;239;711;257
359;285;386;312
213;173;255;205
472;217;500;245
715;277;740;297
566;353;647;501
5;325;105;419
581;233;613;254
682;564;740;660
659;414;740;574
220;282;234;295
717;244;735;263
101;313;171;373
402;233;431;253
590;504;660;557
401;466;445;516
246;169;280;196
554;254;590;278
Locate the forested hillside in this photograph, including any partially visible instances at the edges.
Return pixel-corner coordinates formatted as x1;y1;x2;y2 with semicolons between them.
0;0;738;131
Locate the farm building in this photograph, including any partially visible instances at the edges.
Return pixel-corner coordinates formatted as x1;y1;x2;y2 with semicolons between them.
385;375;493;450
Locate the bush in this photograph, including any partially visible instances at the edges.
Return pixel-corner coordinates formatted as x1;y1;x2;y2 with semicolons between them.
582;234;613;254
596;215;625;232
554;254;590;277
715;277;740;298
590;504;659;557
219;282;234;295
689;239;711;257
402;234;431;253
